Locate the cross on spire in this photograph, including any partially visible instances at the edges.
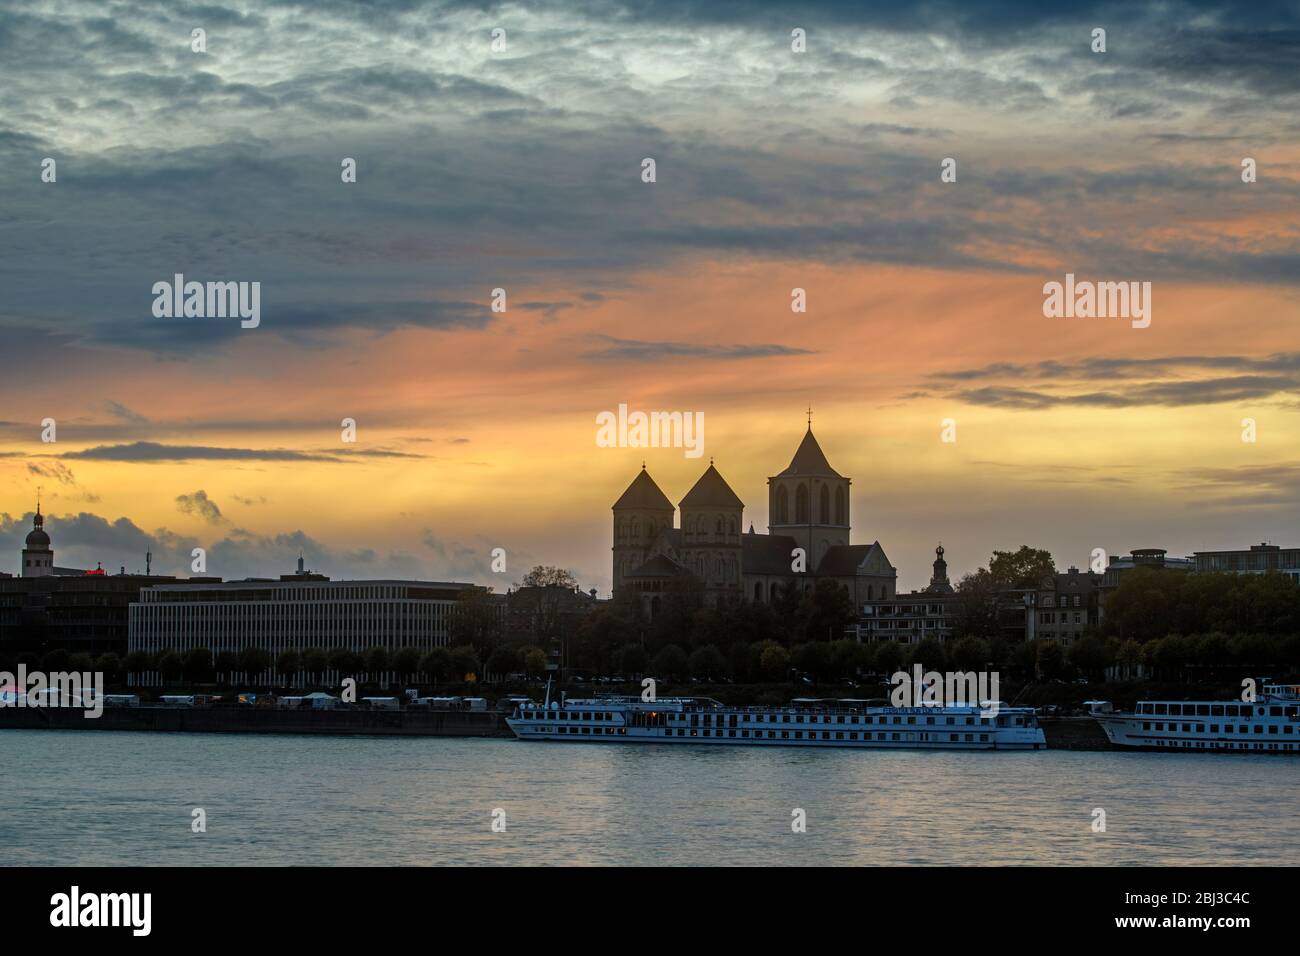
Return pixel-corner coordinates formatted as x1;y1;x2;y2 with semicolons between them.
806;407;813;428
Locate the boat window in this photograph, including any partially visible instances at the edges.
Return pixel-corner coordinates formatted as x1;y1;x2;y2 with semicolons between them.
1154;704;1167;715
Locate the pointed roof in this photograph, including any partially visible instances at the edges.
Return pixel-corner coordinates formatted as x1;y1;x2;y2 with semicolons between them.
612;466;674;511
776;428;841;478
816;541;893;576
680;463;743;509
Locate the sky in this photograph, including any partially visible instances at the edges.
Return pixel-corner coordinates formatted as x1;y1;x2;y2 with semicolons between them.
0;0;1297;593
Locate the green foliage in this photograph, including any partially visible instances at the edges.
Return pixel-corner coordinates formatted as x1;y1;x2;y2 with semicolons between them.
758;641;790;680
988;546;1057;588
183;647;214;682
391;647;422;679
689;644;726;680
419;646;451;681
652;643;689;681
520;566;579;589
1104;569;1300;640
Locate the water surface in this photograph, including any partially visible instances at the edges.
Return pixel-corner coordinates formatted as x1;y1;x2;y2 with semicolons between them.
4;730;1295;865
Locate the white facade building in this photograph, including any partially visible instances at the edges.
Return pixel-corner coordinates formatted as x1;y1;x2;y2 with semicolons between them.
129;578;481;683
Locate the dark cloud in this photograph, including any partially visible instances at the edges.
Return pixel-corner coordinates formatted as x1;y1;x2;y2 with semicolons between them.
584;335;814;362
175;489;225;523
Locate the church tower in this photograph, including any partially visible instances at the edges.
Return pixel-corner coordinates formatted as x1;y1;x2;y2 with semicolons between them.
22;500;54;577
767;420;850;567
611;466;675;594
679;461;744;601
925;544;953;594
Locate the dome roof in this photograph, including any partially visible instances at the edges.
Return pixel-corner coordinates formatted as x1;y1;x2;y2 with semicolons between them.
25;507;50;549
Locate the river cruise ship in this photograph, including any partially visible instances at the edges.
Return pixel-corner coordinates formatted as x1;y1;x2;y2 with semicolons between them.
507;695;1045;750
1089;681;1300;753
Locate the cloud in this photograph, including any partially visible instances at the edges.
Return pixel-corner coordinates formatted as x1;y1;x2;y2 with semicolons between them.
60;441;427;462
926;354;1300;408
584;335;815;362
63;442;342;462
175;489;224;524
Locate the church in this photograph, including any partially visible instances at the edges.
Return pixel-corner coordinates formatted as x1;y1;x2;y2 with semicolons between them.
612;422;897;613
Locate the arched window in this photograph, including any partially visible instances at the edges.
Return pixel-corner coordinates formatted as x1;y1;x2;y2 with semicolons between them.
819;484;830;524
835;487;846;525
754;581;763;602
775;486;789;524
716;518;723;536
631;518;641;539
868;584;874;600
729;518;737;536
795;484;810;523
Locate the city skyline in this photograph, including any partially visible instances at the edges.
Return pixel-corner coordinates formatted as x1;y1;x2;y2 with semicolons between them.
1;0;1298;594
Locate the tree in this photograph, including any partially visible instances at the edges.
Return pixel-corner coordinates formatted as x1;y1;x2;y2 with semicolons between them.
392;647;421;683
870;640;903;677
791;642;832;681
215;651;239;684
520;566;579;589
124;651;150;682
758;641;790;681
419;647;451;683
1067;636;1113;681
909;637;947;671
1036;640;1066;681
485;646;519;680
652;644;689;681
301;648;328;685
614;643;648;678
239;647;272;686
96;652;123;685
989;546;1057;589
521;646;547;679
183;647;214;683
449;588;504;666
949;636;989;672
689;644;727;681
801;578;856;642
42;649;70;672
950;570;1001;640
364;646;390;680
449;645;480;682
69;652;94;673
328;647;357;681
275;649;301;688
157;649;183;682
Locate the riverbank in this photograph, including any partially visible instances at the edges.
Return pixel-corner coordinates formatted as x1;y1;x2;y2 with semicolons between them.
0;706;1113;748
0;705;511;737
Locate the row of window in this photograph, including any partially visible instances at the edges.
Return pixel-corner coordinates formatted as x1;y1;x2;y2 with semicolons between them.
534;725;993;743
1142;721;1294;735
1150;738;1296;751
525;709;1025;727
1138;703;1298;717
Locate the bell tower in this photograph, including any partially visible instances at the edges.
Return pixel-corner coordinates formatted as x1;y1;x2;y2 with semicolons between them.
612;465;675;594
767;413;850;566
22;496;54;577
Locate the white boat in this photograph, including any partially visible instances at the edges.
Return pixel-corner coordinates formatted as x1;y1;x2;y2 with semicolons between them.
1090;680;1300;753
507;693;1045;751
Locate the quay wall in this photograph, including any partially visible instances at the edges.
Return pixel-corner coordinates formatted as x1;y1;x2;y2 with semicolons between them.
0;705;511;737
